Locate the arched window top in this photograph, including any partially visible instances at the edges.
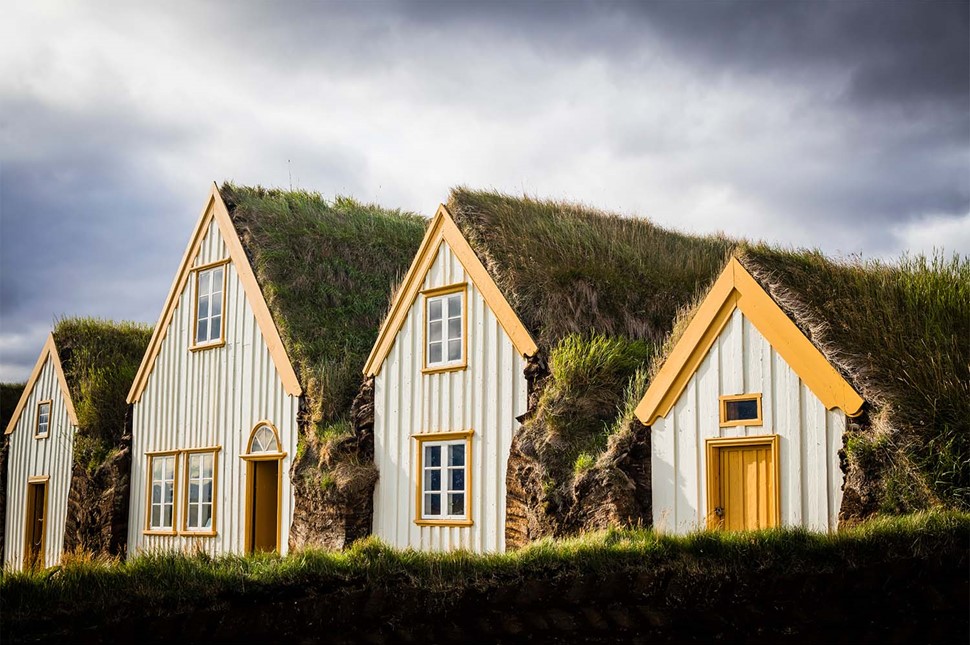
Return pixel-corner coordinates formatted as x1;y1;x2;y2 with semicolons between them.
248;423;280;454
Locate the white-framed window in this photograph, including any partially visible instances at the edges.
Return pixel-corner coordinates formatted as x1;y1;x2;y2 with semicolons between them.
184;451;217;532
425;286;465;370
420;439;468;521
148;453;177;531
249;424;281;453
34;401;51;438
193;264;226;347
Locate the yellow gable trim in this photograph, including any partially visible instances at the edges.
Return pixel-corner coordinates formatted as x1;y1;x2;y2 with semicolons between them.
634;257;864;427
127;184;302;403
5;333;78;434
363;204;537;377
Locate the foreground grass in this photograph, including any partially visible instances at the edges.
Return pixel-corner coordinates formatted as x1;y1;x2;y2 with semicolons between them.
2;511;966;624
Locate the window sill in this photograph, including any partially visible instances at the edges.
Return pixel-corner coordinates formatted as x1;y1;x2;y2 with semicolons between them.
189;340;227;352
33;434;49;440
143;529;178;536
422;362;468;375
179;530;218;537
718;420;764;428
414;518;473;527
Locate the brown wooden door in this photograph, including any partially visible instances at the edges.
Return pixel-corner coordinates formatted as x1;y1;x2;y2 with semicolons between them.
249;460;279;553
24;481;47;569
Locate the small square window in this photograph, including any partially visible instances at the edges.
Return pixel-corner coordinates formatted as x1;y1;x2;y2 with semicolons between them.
719;394;763;427
417;435;471;524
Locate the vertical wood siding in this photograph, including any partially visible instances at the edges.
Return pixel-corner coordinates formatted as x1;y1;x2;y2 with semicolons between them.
4;356;74;570
373;241;528;552
651;308;846;534
128;219;300;557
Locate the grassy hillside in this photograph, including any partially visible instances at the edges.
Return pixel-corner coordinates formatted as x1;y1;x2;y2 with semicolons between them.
2;512;966;643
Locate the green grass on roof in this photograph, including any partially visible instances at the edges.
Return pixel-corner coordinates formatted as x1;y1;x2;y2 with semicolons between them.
739;248;970;511
447;187;736;349
52;318;153;468
220;184;427;429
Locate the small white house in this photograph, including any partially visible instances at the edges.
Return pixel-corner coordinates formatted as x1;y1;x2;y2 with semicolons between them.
126;185;304;557
126;183;424;557
4;333;78;570
634;257;865;534
364;203;537;553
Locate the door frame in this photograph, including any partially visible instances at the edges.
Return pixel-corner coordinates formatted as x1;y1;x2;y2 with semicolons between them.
23;476;50;570
705;435;780;530
242;454;284;553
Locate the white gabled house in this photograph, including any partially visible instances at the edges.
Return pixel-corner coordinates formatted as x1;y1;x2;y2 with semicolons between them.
3;334;78;570
634;257;866;534
364;204;538;553
126;185;304;557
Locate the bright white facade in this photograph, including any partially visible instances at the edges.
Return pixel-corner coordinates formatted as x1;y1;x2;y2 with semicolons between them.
4;345;76;570
127;192;301;557
372;240;528;552
650;308;846;534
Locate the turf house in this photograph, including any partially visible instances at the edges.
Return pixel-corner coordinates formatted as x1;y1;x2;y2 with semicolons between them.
635;250;969;534
125;183;425;557
363;189;734;552
2;319;151;570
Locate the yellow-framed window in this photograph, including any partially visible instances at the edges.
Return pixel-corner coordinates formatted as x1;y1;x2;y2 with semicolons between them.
414;430;473;526
182;449;219;534
719;393;763;427
422;283;467;373
191;260;228;349
34;400;52;438
146;452;179;533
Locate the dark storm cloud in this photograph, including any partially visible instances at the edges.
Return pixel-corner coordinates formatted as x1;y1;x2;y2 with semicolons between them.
0;0;966;379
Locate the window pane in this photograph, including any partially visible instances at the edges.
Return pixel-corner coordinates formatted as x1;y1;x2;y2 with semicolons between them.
448;493;464;516
201;480;212;503
202;455;213;479
448;294;462;318
152;483;161;504
447;318;461;340
189;482;199;503
447;339;461;362
425;445;440;467
196;320;208;343
429;342;442;364
449;468;464;491
151;505;161;528
210;316;222;340
211;293;222;317
212;267;223;290
429;299;442;321
164;457;174;479
425;494;440;516
448;444;465;467
190;457;200;479
202;504;212;528
199;271;210;294
164;482;174;503
153;459;162;481
163;505;173;527
427;469;441;492
429;320;442;342
198;295;209;319
725;398;759;421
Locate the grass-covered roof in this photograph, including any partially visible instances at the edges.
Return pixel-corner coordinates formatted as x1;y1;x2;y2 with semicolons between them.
738;248;970;512
446;187;735;349
52;318;153;456
219;183;427;431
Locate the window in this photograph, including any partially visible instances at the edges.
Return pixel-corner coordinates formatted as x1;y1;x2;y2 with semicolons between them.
249;424;280;453
719;393;763;427
184;451;217;533
193;263;226;348
147;453;177;532
424;284;466;371
34;401;51;438
415;431;472;525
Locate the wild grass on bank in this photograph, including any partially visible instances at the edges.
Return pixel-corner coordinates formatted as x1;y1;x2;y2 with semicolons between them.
2;511;966;622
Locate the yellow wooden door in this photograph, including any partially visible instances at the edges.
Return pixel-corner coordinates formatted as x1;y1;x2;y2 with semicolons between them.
250;460;279;553
708;438;778;530
24;481;47;569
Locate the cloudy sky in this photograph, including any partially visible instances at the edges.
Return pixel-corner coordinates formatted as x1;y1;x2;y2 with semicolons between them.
1;1;967;380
